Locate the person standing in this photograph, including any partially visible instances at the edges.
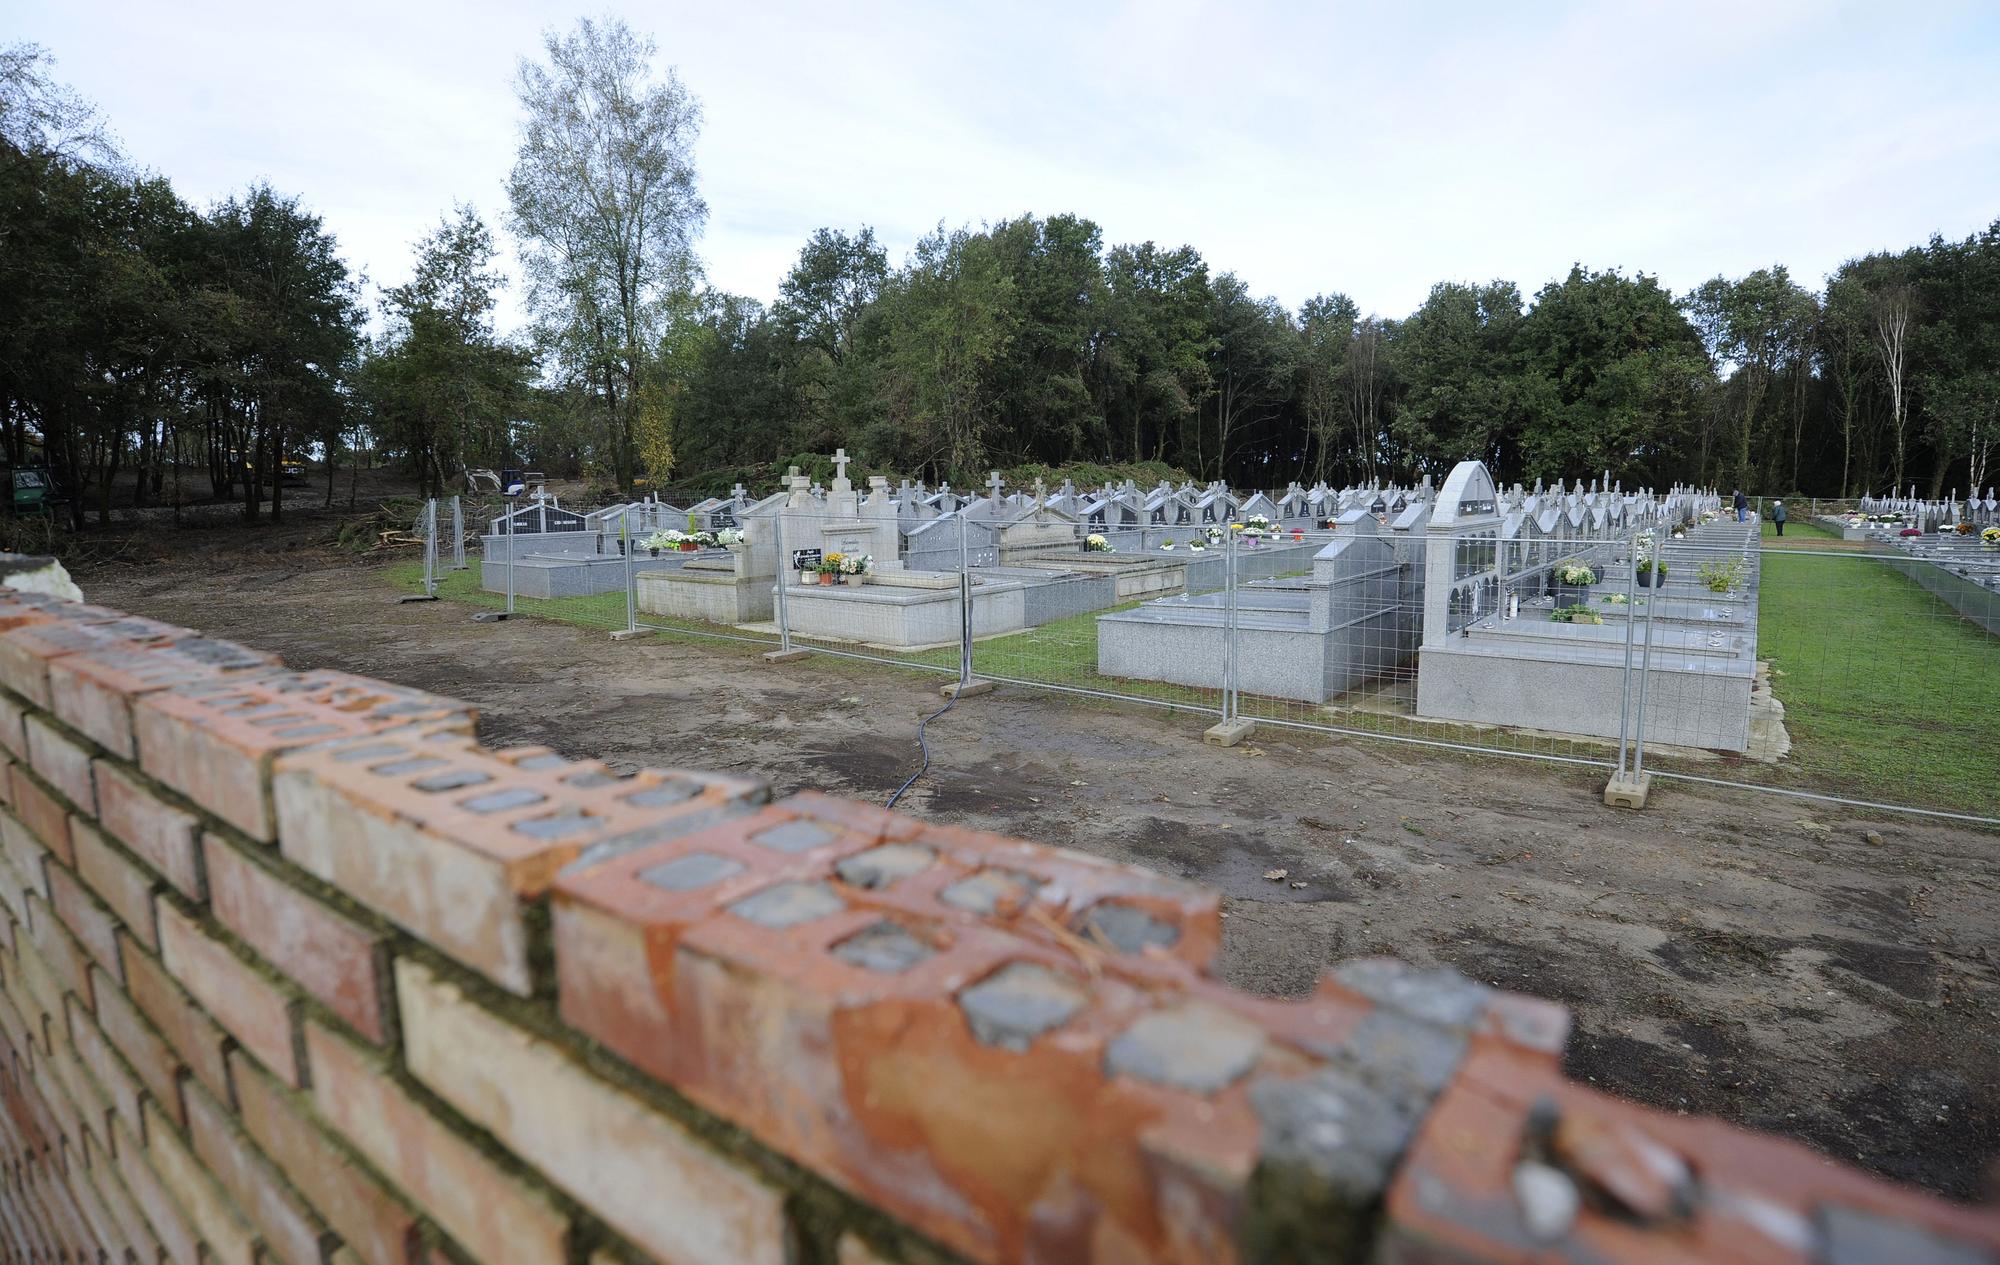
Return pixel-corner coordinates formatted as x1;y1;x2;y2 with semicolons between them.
1773;500;1787;537
1733;489;1748;522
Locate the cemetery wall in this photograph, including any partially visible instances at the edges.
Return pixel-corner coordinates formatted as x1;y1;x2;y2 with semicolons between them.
0;574;1995;1265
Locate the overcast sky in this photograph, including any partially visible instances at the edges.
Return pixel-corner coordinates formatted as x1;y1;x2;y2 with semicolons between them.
16;0;2000;332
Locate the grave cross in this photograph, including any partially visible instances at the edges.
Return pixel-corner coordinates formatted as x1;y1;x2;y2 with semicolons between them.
987;470;1005;500
1034;477;1047;509
831;449;851;483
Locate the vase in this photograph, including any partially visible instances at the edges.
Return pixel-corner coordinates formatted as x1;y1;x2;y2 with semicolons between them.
1637;568;1655;588
843;574;863;587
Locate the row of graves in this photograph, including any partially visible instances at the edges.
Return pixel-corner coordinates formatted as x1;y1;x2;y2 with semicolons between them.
1098;464;1756;752
632;453;1326;648
1866;488;2000;636
1822;487;2000;540
480;491;756;599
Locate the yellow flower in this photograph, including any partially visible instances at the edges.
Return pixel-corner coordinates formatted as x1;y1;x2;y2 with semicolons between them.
1228;522;1245;531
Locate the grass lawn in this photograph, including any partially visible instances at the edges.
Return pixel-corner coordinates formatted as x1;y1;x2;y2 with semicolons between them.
1746;547;2000;815
385;561;779;646
1758;516;1859;550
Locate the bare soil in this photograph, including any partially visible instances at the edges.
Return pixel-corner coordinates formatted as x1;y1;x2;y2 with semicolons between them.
73;510;2000;1201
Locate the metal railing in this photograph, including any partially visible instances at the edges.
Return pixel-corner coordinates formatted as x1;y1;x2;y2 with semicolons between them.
395;500;2000;826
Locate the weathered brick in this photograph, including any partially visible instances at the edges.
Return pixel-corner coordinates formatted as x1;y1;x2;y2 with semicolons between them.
134;669;474;842
0;816;46;926
118;935;229;1111
49;638;278;761
21;891;93;1016
202;835;387;1043
155;903;300;1086
185;1078;327;1265
109;1115;199;1265
82;1158;160;1265
137;1095;255;1265
229;1050;417;1265
88;962;185;1130
22;715;94;816
303;1019;569;1264
8;766;72;866
67;1153;144;1265
70;818;158;952
63;994;141;1143
274;732;763;994
0;695;25;761
44;862;120;983
92;761;202;899
396;958;786;1265
0;614;181;710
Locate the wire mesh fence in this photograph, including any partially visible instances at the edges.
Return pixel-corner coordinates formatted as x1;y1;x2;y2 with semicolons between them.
390;494;2000;825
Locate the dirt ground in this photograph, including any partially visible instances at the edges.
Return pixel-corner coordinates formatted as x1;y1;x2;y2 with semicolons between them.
72;512;2000;1202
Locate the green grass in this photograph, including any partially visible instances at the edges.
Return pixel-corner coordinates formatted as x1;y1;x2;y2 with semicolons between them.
1758;516;1856;550
1738;549;2000;815
385;561;783;647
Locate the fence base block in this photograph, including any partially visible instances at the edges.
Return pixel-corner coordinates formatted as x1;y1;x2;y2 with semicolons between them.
940;679;995;700
608;629;647;641
471;611;512;623
1203;717;1257;748
397;594;439;604
1603;771;1652;810
761;647;811;663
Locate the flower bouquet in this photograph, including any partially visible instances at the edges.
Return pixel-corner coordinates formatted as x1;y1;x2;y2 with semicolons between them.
1084;534;1114;553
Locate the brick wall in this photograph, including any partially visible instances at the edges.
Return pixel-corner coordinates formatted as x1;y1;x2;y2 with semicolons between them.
0;579;1993;1265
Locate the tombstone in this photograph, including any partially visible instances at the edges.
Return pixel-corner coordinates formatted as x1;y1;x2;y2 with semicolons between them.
1420;460;1501;647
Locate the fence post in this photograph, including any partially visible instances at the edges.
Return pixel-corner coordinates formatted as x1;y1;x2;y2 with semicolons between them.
1630;551;1663;779
762;510;808;662
1204;526;1254;746
622;516;637;634
1605;527;1648;806
505;499;517;616
958;518;973;689
399;499;441;604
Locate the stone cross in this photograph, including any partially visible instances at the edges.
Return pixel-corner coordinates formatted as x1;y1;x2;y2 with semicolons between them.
987;470;1005;501
1034;477;1047;509
832;448;851;484
730;482;747;502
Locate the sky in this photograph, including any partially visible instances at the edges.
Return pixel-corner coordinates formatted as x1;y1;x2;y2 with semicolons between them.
14;0;2000;333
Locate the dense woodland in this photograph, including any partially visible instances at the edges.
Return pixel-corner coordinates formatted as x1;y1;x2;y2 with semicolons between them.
3;30;1997;536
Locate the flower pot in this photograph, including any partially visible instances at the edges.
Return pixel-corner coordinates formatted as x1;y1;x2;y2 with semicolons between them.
680;542;698;552
842;574;864;587
1554;582;1586;606
1637;568;1656;588
819;572;835;585
648;548;660;557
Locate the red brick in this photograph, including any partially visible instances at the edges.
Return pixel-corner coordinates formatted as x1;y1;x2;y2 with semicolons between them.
91;762;201;900
229;1049;417;1265
63;993;142;1143
274;732;763;994
8;767;72;866
41;1032;109;1151
202;835;387;1043
142;1095;257;1265
67;1154;142;1264
21;892;93;1016
0;695;27;761
49;639;277;762
303;1019;568;1264
70;818;158;952
118;935;229;1111
396;958;786;1265
44;863;119;983
22;716;94;816
0;814;46;927
80;1127;164;1265
185;1078;326;1265
133;669;474;842
0;614;181;710
88;962;185;1131
109;1115;200;1265
155;904;299;1086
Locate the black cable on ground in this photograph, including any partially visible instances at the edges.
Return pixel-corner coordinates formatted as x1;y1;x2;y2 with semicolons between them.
885;691;961;809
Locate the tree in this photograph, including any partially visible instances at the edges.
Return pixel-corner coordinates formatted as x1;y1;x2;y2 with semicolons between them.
1916;222;2000;497
1685;267;1816;489
1391;281;1527;479
1296;293;1358;483
508;16;705;490
363;206;531;496
1820;273;1875;496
